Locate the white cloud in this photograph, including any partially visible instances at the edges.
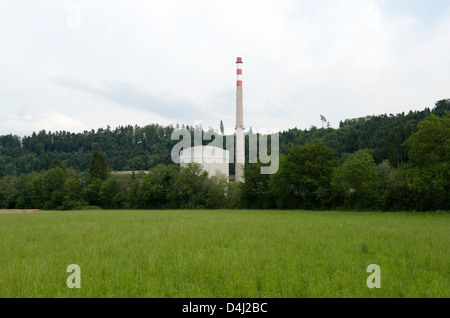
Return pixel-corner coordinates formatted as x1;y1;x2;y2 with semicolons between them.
0;0;449;136
0;109;89;136
40;111;89;132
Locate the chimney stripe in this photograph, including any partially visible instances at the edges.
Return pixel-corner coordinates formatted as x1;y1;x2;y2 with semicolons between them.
236;58;243;87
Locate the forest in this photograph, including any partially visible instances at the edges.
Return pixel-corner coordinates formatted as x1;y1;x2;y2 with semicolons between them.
0;99;449;211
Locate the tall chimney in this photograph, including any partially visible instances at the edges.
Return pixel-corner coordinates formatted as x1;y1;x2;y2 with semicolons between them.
235;57;245;182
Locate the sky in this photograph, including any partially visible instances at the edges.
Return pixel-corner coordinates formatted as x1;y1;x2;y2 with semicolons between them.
1;0;450;137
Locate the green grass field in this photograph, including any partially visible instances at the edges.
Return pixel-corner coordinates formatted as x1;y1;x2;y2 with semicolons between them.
0;210;448;298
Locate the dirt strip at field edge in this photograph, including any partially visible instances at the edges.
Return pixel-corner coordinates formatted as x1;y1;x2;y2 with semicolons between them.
0;209;43;214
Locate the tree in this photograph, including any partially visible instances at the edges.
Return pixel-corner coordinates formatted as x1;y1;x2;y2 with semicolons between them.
99;177;122;209
379;165;414;211
170;163;209;208
138;164;178;208
240;160;274;209
88;150;109;181
30;172;46;208
63;169;85;209
403;112;450;210
404;113;450;169
84;179;102;206
220;120;224;136
205;174;229;209
331;149;378;209
43;167;66;209
271;139;339;209
320;115;327;129
50;159;65;170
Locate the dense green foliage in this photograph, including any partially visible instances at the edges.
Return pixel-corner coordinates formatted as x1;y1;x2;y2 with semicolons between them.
403;113;450;210
270;140;339;209
0;99;449;211
0;210;448;297
1;100;448;177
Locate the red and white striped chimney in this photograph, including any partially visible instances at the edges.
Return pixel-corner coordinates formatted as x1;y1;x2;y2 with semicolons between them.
235;57;245;182
236;57;243;87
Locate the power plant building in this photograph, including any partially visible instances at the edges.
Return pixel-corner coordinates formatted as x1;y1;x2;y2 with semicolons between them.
180;145;229;177
179;57;244;182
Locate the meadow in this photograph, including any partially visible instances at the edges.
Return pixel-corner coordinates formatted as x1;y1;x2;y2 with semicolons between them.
0;209;448;298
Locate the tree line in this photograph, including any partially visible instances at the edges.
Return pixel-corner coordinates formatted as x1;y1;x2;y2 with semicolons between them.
0;151;234;210
0;100;448;211
2;99;449;179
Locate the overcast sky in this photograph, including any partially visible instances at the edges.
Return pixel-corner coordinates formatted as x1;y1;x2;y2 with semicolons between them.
1;0;449;137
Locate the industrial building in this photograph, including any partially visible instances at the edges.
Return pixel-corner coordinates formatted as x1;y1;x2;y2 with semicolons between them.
178;57;245;182
180;145;229;177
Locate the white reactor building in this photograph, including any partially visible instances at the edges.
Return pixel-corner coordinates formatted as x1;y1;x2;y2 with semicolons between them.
179;145;229;177
179;57;244;182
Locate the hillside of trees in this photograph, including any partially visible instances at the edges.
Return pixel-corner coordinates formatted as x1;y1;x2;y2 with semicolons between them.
0;99;449;211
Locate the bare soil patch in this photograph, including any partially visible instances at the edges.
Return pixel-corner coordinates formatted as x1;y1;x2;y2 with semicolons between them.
0;209;43;214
